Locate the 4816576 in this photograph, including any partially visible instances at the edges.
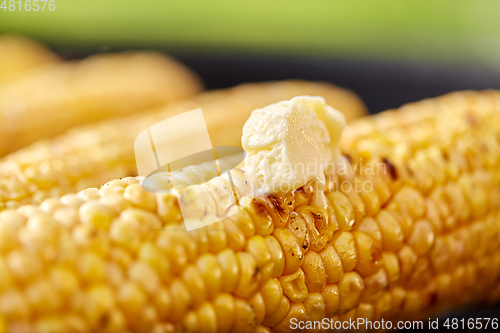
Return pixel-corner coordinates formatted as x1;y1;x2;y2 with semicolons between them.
1;0;55;11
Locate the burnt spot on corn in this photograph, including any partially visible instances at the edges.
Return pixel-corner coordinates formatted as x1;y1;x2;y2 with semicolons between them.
344;154;353;163
466;112;478;126
382;157;398;180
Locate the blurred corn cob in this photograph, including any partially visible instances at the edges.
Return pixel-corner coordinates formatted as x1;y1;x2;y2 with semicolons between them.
0;35;61;83
0;90;499;332
0;80;366;208
0;50;203;156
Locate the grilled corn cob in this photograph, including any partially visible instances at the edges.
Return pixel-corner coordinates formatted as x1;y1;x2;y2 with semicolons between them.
0;51;203;156
0;90;499;332
0;80;366;208
0;35;61;83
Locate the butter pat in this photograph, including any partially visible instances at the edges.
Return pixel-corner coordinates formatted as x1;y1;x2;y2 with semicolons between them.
242;96;345;194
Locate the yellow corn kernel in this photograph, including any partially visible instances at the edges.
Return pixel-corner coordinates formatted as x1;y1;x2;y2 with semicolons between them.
304;293;325;322
117;281;147;317
129;261;160;295
354;217;382;250
213;293;235;333
217;249;240;294
273;303;307;333
230;298;256;333
408;220;435;256
249;293;266;327
273;228;304;275
362;268;388;303
398;245;418;284
321;284;340;317
25;280;61;315
82;285;115;329
338;272;364;314
353;230;382;277
222;219;246;251
278;269;308;302
196;254;222;300
169;280;191;322
376;210;404;251
331;231;358;272
206;222;228;253
197;303;218;333
301;251;327;293
138;242;171;281
0;289;30;320
319;244;343;284
262;295;290;327
153;287;171;321
327;191;356;230
264;235;286;278
381;252;400;286
182;265;206;308
261;278;283;317
234;252;260;299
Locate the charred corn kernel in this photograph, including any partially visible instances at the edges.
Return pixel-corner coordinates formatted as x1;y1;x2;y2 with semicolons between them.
354;230;382;277
278;269;308;302
331;231;357;272
338;272;364;314
327;191;356;230
301;251;327;293
376;210;404;251
273;228;304;275
244;198;275;237
273;303;307;333
287;212;310;253
321;284;340;317
295;205;329;252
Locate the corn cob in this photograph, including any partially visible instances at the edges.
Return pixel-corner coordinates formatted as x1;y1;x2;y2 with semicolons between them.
0;90;499;332
0;80;366;208
0;35;61;83
0;51;203;157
